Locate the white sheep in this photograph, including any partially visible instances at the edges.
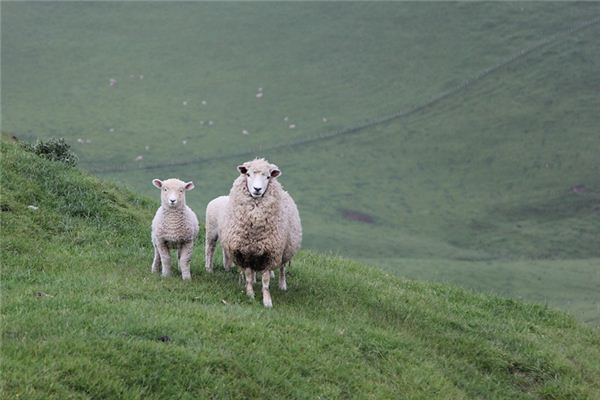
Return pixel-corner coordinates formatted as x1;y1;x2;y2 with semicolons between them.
211;158;302;308
205;195;274;278
151;178;199;280
204;195;232;273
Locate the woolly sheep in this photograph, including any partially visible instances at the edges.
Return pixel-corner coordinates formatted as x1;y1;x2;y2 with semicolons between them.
216;158;302;308
205;195;275;278
151;178;199;280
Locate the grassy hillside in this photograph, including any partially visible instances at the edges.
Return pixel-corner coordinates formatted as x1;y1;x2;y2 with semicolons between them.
2;3;599;325
2;137;600;399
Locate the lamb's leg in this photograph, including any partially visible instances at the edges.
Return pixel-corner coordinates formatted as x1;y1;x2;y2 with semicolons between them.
279;263;288;291
205;234;217;272
151;243;161;273
244;268;255;299
262;269;273;308
222;248;232;272
156;241;172;277
178;241;194;281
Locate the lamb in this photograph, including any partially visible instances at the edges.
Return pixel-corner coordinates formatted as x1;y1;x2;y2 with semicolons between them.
213;158;302;308
150;178;199;280
204;195;232;273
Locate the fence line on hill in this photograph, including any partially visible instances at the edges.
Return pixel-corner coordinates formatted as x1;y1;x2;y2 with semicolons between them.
87;15;600;174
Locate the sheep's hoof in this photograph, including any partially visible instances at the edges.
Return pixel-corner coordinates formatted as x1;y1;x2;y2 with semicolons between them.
246;290;255;299
182;274;191;281
205;266;213;273
279;282;287;291
263;298;273;308
161;271;172;278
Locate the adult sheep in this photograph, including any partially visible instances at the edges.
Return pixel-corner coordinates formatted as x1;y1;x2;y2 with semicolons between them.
151;178;199;280
210;158;302;308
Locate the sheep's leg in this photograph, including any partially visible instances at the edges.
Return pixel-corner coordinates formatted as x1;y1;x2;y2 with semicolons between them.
222;248;232;272
279;263;288;291
244;268;255;299
151;243;161;274
205;234;217;272
262;270;273;308
156;241;172;277
178;242;193;281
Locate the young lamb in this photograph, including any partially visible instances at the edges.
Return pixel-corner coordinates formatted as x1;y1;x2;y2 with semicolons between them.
218;158;302;308
151;178;199;280
204;195;232;273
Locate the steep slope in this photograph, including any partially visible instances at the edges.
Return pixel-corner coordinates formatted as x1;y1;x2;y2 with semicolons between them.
2;138;599;399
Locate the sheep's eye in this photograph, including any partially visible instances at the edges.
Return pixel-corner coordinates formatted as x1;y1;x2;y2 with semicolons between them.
266;176;270;180
163;188;167;192
179;189;183;193
246;173;250;177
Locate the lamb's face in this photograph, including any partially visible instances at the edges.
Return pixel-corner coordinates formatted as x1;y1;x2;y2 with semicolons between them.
237;159;281;198
152;178;195;208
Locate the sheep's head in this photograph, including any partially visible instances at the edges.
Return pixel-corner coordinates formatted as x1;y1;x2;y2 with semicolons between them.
152;178;195;208
237;158;281;198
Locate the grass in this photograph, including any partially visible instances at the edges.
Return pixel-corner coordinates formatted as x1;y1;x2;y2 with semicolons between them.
2;137;600;399
2;3;600;325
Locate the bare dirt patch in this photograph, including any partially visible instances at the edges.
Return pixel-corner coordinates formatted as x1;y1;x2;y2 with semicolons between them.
340;209;376;224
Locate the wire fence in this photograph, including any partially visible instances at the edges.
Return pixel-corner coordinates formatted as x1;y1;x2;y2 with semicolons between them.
87;15;600;174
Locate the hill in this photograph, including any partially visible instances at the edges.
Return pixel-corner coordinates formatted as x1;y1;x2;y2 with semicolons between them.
2;3;599;325
2;138;600;398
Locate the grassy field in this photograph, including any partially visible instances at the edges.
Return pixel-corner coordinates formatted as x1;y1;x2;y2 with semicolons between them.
2;137;600;399
2;2;600;326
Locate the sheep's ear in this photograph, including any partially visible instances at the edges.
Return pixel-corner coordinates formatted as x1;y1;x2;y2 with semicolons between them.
152;179;163;188
237;165;248;174
184;181;195;191
270;164;281;178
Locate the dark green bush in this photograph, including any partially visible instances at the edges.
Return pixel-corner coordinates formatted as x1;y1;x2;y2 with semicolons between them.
23;137;78;167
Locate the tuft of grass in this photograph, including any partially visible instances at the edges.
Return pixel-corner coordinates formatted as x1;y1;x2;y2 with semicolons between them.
2;137;600;399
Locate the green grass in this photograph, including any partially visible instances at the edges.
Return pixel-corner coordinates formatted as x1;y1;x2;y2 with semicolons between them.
2;3;600;326
2;137;600;399
363;257;600;329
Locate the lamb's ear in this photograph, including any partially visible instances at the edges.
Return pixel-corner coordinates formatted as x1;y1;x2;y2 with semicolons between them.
270;164;281;178
152;179;163;188
184;181;195;191
237;164;248;174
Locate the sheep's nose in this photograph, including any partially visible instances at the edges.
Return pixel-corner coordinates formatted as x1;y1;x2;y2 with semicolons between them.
253;187;262;192
169;198;176;204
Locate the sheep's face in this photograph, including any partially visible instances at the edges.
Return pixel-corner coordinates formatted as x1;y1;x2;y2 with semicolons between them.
237;159;281;198
152;178;195;208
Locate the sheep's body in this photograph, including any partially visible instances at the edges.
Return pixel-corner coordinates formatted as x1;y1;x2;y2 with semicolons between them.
204;195;232;272
218;159;302;307
151;178;199;280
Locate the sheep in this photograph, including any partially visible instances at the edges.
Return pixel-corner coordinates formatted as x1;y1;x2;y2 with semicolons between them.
204;195;232;273
205;195;275;278
217;158;302;308
150;178;199;280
